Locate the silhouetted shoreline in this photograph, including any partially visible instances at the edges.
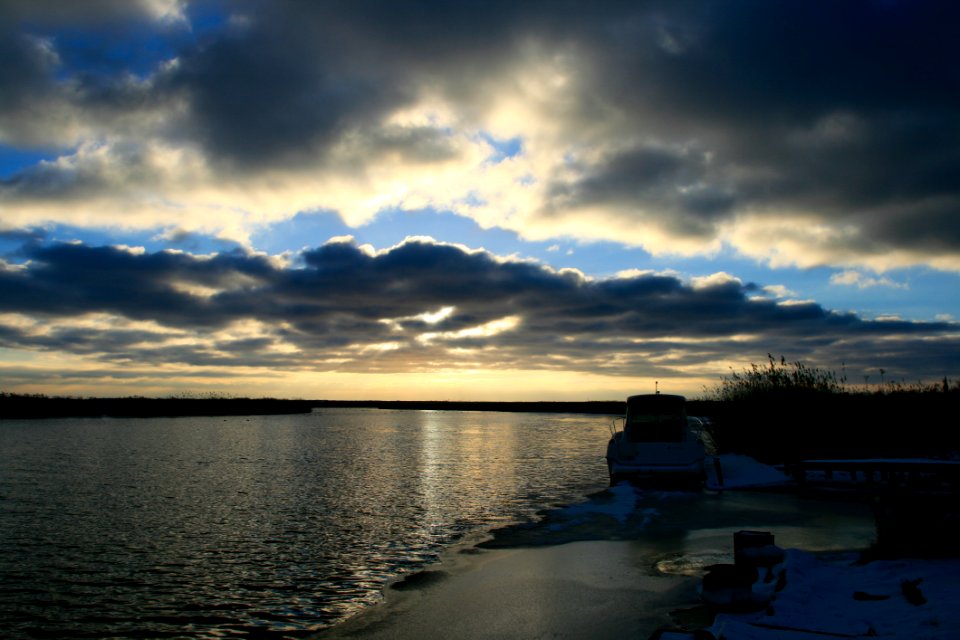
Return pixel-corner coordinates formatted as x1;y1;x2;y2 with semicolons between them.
0;395;316;419
0;394;641;420
311;399;637;415
3;393;957;462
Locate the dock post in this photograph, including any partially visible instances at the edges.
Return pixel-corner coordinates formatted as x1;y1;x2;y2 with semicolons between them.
713;456;725;488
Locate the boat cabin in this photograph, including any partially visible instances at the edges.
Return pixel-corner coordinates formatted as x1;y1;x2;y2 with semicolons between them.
623;394;688;443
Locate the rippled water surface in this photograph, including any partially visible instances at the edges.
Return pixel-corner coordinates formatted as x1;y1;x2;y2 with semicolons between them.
0;409;613;638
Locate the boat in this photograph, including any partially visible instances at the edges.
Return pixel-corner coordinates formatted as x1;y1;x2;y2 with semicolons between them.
606;393;707;486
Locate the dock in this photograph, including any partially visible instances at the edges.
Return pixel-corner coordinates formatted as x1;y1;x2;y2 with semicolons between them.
783;458;960;494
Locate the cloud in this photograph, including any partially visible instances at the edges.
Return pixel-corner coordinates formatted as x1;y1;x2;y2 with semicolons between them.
830;270;909;290
690;272;741;290
1;238;956;386
0;1;185;24
761;284;797;299
1;1;959;271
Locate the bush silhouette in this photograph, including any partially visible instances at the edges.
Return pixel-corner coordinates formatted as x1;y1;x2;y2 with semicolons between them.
703;356;958;462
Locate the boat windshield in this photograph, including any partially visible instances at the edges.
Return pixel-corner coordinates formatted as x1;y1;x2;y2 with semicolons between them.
623;394;687;443
625;414;685;442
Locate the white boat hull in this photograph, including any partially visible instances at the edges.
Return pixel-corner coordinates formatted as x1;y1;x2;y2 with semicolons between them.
605;394;707;486
606;439;706;486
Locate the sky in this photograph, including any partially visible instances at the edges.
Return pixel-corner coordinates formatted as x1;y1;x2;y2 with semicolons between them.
1;0;959;401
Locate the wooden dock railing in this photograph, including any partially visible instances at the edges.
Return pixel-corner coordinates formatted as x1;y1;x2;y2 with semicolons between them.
783;459;960;494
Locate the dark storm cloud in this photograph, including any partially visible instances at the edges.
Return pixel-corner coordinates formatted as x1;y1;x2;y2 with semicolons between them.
167;26;407;169
1;239;956;379
545;145;734;238
570;0;960;257
155;0;621;169
0;243;275;326
0;32;60;138
0;1;183;146
2;0;959;265
0;1;176;24
0;227;46;244
173;0;960;261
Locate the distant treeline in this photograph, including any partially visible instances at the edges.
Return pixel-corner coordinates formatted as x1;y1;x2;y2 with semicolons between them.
311;399;630;415
5;363;959;463
0;394;631;420
0;394;315;419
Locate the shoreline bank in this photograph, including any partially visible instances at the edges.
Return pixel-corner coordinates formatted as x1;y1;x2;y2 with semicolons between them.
311;479;886;639
4;395;730;420
313;510;960;640
314;540;702;640
1;396;629;419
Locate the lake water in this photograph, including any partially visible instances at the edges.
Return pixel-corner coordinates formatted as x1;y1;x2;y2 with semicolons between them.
0;409;615;638
0;409;876;639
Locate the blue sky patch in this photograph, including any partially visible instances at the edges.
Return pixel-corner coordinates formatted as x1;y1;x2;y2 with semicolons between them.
0;146;63;179
480;133;523;164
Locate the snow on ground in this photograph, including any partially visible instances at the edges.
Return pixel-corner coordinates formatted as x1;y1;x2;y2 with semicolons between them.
546;481;660;526
491;453;956;639
705;455;792;491
477;452;959;639
697;455;960;638
709;549;960;639
584;482;641;524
